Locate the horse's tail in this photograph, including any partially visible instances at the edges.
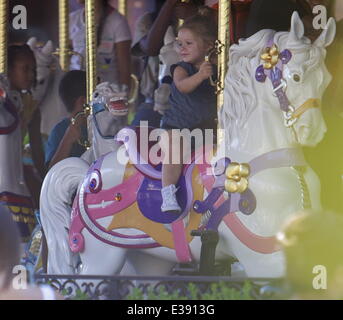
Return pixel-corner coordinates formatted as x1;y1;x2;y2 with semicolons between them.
40;157;89;274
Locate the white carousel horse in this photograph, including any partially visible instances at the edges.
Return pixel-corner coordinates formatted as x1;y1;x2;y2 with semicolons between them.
40;13;335;278
81;82;129;164
27;37;69;137
0;74;36;241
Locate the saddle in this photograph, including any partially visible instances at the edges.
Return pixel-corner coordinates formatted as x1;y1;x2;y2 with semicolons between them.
115;126;212;224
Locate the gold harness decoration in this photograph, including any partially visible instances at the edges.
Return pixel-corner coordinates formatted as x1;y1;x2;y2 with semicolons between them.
225;162;250;194
261;44;280;70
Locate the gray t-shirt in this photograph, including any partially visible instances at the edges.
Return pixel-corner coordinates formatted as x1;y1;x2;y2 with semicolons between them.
161;61;217;129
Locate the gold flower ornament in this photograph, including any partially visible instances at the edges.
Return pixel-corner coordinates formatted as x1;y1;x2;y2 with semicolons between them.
225;163;251;194
261;44;280;70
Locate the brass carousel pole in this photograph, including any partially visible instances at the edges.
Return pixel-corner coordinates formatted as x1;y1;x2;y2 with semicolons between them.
85;0;97;105
0;0;8;74
58;0;70;72
216;0;231;144
178;0;190;27
118;0;139;104
118;0;127;17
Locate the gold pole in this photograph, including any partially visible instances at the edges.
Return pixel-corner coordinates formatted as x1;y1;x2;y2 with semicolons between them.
217;0;230;111
85;0;97;104
178;0;190;27
217;0;231;143
118;0;127;17
0;0;8;74
58;0;70;72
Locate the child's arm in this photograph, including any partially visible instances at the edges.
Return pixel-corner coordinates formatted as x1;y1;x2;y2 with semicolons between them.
115;40;132;90
48;117;85;170
140;0;178;56
173;61;213;94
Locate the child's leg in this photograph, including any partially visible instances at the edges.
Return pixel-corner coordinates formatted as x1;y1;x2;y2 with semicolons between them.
159;129;183;213
160;130;183;187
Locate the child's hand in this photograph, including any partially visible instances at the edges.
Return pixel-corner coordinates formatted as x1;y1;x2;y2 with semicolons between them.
198;61;214;81
68;114;87;143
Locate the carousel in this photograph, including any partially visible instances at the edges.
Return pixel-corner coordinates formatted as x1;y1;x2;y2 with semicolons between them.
0;0;338;299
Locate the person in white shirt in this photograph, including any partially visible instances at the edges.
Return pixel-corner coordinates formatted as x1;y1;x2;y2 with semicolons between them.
70;0;132;89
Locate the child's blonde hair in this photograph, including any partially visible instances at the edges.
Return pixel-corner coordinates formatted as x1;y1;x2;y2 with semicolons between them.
178;6;218;47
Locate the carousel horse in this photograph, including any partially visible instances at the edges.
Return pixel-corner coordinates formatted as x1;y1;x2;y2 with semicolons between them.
40;13;336;278
0;74;36;242
78;82;129;166
27;37;69;137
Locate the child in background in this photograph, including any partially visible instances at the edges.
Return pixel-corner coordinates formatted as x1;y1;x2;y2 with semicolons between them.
7;44;46;206
160;9;217;213
45;70;87;169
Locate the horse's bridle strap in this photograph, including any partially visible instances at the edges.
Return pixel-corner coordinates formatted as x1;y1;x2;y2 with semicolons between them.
291;98;320;119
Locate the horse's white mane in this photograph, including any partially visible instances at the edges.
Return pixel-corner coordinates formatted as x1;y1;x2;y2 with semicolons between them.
220;29;274;136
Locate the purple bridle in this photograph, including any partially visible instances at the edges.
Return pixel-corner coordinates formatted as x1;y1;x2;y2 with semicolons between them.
255;39;298;127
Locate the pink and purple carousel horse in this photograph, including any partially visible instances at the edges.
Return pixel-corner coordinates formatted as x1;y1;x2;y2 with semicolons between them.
40;13;336;278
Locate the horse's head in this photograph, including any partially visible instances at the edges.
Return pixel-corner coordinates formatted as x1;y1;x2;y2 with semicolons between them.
90;82;128;139
27;37;55;82
256;12;336;147
284;12;335;146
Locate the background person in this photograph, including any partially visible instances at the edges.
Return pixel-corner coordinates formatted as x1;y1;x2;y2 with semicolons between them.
45;70;87;169
70;0;132;89
0;205;62;300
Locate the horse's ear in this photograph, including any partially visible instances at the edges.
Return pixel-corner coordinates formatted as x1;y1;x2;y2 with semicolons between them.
42;40;54;55
314;17;336;48
287;12;305;45
26;37;37;50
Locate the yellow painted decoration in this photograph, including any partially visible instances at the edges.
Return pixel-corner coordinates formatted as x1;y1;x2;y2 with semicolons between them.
107;166;203;249
261;44;280;70
21;207;32;214
123;162;136;181
225;162;250;193
9;206;20;213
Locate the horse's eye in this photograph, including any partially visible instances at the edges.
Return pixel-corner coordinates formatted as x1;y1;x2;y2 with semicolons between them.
293;74;301;82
